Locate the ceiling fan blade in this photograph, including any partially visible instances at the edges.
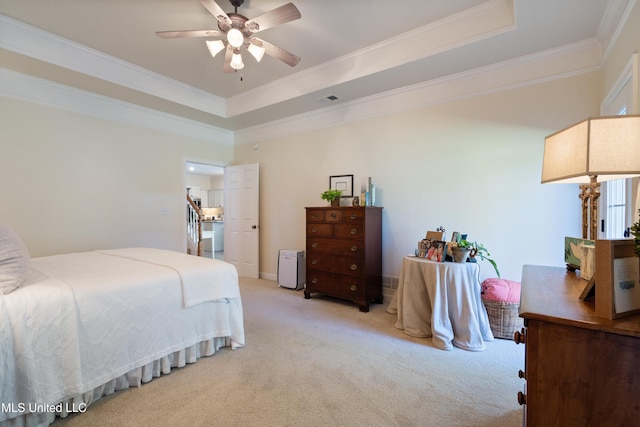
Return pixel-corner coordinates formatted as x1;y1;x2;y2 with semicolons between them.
200;0;232;29
245;3;301;33
222;45;235;73
251;37;300;67
156;29;224;39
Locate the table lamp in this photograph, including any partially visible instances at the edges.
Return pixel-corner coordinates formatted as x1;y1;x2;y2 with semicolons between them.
541;115;640;240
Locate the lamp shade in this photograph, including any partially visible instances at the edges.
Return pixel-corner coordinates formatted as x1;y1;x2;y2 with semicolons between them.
247;43;265;62
541;115;640;184
230;52;244;70
205;40;225;58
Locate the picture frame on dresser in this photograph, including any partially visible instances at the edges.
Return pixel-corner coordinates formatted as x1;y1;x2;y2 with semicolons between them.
594;239;640;319
329;175;354;197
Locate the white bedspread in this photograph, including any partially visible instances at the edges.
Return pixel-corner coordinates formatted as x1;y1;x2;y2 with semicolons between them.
0;248;243;424
96;248;239;307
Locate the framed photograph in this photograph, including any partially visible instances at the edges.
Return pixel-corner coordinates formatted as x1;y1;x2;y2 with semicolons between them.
594;239;640;319
416;239;448;262
426;240;447;263
329;175;354;197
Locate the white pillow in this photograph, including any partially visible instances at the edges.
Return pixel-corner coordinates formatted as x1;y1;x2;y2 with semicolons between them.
0;224;31;295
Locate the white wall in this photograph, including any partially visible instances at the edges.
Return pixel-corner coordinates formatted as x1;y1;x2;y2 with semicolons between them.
0;97;233;257
234;72;601;284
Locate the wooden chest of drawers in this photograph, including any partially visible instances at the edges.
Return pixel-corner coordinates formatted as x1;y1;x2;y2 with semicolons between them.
304;206;383;312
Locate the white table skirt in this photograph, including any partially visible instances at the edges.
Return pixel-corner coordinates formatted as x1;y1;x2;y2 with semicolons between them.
388;256;494;351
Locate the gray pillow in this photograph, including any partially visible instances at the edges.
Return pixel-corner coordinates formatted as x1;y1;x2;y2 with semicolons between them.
0;224;31;295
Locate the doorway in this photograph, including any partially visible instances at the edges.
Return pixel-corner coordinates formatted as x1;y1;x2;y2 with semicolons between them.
185;161;225;260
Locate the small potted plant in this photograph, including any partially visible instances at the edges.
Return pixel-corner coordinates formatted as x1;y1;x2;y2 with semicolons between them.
456;239;500;278
321;189;343;207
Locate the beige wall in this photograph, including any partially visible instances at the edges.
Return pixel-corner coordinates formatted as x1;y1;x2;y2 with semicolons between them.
234;73;601;283
0;97;232;257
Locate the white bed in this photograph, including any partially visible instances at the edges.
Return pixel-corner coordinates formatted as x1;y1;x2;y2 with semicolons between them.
0;237;244;427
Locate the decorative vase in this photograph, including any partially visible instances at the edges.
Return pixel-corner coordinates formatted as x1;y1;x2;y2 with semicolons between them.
452;247;470;263
331;198;340;207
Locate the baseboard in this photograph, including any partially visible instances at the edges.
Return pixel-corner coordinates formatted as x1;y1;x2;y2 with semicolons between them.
259;272;398;303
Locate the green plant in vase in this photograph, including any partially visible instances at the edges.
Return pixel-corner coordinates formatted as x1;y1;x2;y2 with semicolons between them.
321;189;343;206
458;239;500;278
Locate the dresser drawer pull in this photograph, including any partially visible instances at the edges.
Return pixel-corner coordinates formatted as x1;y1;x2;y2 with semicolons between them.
350;264;358;271
350;228;358;235
513;328;526;345
330;213;337;219
311;227;318;233
311;242;318;248
518;370;526;379
517;391;526;406
350;285;357;291
312;213;319;219
311;278;318;284
350;246;358;252
350;215;357;220
312;259;318;265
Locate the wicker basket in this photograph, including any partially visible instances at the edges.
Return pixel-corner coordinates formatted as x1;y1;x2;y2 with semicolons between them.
482;299;523;340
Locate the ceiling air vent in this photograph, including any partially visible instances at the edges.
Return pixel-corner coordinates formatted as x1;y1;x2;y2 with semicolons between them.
318;95;339;103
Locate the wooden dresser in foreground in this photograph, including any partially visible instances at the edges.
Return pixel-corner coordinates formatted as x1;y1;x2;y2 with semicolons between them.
516;265;640;426
304;206;383;312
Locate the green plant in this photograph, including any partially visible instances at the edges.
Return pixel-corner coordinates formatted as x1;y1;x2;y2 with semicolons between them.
458;239;500;278
630;209;640;256
320;189;343;202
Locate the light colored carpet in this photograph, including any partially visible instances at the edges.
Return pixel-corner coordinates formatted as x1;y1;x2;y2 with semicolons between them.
54;277;524;427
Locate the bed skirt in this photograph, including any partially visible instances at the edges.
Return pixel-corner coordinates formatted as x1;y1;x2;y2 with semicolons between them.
1;336;232;427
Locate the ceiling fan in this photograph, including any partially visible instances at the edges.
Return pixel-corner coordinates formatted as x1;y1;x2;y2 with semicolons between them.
156;0;301;73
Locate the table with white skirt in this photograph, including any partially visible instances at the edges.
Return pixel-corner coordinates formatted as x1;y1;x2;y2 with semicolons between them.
387;256;494;351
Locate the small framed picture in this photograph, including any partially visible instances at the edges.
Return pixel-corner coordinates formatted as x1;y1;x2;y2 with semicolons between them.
329;175;354;197
426;240;447;262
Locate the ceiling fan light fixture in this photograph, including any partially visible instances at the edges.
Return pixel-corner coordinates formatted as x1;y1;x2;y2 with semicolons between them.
247;43;265;62
205;40;225;58
227;28;244;48
230;52;245;70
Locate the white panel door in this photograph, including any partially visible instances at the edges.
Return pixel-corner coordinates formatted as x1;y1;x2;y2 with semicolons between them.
224;163;259;278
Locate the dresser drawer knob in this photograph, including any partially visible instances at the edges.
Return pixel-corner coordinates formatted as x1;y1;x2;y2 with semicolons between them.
513;328;526;344
311;227;318;233
350;264;358;271
350;285;357;291
330;213;337;219
312;259;318;265
517;391;526;406
350;228;358;235
311;242;318;248
311;278;318;284
350;246;358;252
312;213;319;219
518;369;526;379
350;215;357;220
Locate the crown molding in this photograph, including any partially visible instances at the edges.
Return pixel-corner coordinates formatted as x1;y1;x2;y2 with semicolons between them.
0;68;233;145
227;0;515;116
1;0;515;120
597;0;636;62
0;15;227;118
234;39;602;145
2;35;601;147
